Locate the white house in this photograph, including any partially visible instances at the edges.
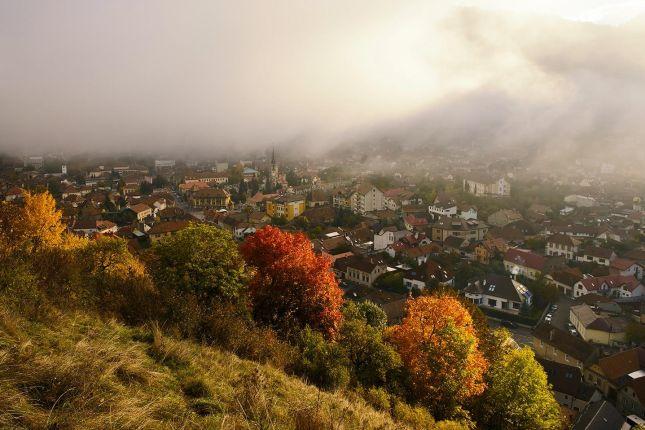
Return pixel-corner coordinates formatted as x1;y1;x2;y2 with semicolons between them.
373;227;408;251
573;275;644;298
350;183;385;214
464;274;532;314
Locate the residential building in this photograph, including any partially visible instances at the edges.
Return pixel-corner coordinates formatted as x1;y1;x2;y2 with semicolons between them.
403;214;429;231
148;220;190;243
428;195;457;219
464;274;532;314
266;195;306;221
503;248;546;280
373;226;408;251
184;171;228;185
573;275;644;298
189;188;232;209
458;205;478;220
584;347;645;405
128;203;153;221
350;183;385;214
536;358;600;418
610;258;643;280
545;234;581;260
532;323;597;369
463;175;510;197
546;269;583;297
569;304;627;345
72;219;118;237
336;255;387;287
572;401;626;430
430;217;488;242
403;259;453;291
577;246;617;266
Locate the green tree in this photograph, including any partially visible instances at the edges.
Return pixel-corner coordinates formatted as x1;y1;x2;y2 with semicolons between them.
342;300;388;330
152;175;169;188
626;322;645;344
286;170;300;186
296;327;350;390
148;223;249;321
479;347;562;430
139;181;154;195
339;316;401;388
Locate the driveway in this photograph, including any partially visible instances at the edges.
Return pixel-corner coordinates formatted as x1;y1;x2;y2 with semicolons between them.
545;294;575;332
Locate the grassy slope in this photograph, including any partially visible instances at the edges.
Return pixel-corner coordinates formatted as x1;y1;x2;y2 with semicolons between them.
0;310;416;430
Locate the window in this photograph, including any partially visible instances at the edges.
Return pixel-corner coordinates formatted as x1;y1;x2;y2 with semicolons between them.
565;354;569;362
488;299;497;307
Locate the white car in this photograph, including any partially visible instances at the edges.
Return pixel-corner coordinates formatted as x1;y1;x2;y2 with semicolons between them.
569;328;578;336
545;315;552;322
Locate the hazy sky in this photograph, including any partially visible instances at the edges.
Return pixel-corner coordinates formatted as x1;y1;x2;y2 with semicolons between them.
1;1;644;160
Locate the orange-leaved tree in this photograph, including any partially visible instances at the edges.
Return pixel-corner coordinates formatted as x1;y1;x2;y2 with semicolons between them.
388;295;487;419
240;226;343;339
0;191;65;252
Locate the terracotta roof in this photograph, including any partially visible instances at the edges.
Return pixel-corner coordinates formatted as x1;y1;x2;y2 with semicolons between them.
578;275;642;293
598;347;645;382
340;255;385;273
547;233;580;247
193;188;230;198
148;220;190;235
504;248;546;271
549;269;583;287
610;258;638;271
581;246;614;259
129;203;151;213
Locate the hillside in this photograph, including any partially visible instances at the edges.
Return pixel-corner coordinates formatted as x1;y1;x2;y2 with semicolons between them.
0;309;445;430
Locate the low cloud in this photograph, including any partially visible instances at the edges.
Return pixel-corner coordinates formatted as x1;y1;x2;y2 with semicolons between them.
0;1;643;167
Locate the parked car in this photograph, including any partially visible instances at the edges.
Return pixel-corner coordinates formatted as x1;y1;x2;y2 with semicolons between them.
545;315;552;323
551;305;558;311
569;328;578;336
501;320;519;329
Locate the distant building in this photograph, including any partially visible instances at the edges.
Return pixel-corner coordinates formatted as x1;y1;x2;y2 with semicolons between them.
154;159;175;171
23;156;44;170
503;248;546;280
430;217;488;242
463;175;510;197
266;195;305;220
350;183;385;214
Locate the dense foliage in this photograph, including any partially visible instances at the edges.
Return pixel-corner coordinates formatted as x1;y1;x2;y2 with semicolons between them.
241;226;344;339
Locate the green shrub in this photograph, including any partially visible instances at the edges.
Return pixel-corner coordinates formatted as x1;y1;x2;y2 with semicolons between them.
359;387;391;411
392;400;436;429
296;327;350;391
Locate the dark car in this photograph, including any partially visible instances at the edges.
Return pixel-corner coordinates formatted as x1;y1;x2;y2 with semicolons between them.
501;320;519;329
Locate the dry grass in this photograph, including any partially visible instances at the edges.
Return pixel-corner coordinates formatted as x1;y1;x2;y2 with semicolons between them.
0;308;422;429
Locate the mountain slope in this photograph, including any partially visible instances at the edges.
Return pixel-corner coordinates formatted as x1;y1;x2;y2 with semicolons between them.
0;309;439;430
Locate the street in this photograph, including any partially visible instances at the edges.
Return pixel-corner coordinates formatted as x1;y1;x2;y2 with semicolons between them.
488;319;534;346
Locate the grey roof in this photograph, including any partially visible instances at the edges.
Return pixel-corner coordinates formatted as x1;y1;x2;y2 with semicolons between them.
572;401;625;430
464;274;530;303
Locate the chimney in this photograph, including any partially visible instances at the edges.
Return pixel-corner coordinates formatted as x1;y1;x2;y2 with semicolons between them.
549;329;555;341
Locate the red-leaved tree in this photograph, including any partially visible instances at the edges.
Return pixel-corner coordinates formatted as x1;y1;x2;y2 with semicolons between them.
241;226;343;339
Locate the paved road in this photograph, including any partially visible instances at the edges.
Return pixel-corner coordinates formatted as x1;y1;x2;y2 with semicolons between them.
488;319;533;346
546;295;575;332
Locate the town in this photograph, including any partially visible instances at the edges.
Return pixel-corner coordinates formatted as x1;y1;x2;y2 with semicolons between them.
2;148;644;429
